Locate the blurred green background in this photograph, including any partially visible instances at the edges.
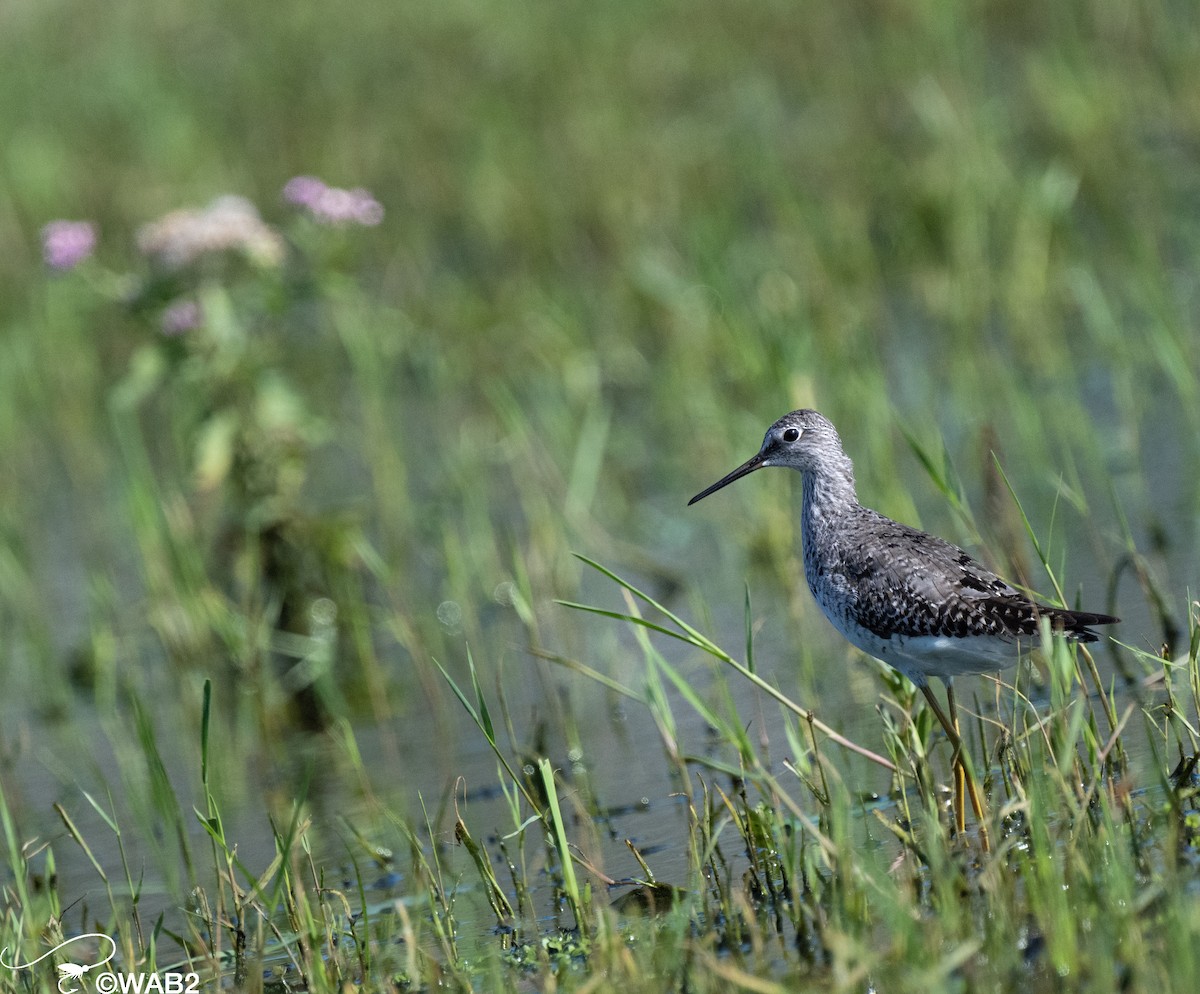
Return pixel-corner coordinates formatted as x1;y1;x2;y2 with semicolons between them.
1;0;1198;877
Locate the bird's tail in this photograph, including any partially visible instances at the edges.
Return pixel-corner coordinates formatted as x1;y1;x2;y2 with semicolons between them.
1043;608;1119;642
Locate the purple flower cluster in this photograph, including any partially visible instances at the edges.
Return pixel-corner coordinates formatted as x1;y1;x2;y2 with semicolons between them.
41;220;96;272
137;195;285;270
160;298;204;336
283;176;384;227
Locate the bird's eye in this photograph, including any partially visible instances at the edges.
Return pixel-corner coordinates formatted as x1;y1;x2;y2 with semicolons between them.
782;427;801;442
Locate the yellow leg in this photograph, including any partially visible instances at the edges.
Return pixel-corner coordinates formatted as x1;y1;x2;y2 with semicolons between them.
919;682;989;850
947;682;986;826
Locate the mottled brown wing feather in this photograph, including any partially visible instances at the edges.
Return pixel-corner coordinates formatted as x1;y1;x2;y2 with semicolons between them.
843;511;1118;642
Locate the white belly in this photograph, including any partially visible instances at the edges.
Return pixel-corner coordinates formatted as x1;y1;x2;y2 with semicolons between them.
828;615;1018;686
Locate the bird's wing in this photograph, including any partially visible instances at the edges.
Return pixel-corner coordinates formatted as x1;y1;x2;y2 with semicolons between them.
838;513;1048;642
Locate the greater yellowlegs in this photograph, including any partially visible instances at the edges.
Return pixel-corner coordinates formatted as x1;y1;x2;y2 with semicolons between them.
689;409;1118;835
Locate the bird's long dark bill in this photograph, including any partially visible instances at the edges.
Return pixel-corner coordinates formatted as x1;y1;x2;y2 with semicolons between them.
688;453;767;505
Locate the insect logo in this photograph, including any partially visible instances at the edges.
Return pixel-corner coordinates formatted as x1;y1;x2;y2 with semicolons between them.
0;933;117;993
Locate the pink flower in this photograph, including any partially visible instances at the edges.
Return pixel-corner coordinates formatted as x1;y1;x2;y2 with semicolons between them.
160;298;203;336
41;220;96;271
282;175;327;209
283;176;384;226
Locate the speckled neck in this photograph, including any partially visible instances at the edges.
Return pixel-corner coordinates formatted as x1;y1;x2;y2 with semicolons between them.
799;448;859;584
799;449;859;522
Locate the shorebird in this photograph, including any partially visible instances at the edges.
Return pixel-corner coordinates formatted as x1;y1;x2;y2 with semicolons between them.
688;409;1118;836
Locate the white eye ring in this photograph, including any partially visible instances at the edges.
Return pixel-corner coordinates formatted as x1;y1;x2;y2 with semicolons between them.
782;426;803;443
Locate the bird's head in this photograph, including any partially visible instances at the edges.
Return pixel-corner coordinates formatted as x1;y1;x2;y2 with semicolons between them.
688;409;846;505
